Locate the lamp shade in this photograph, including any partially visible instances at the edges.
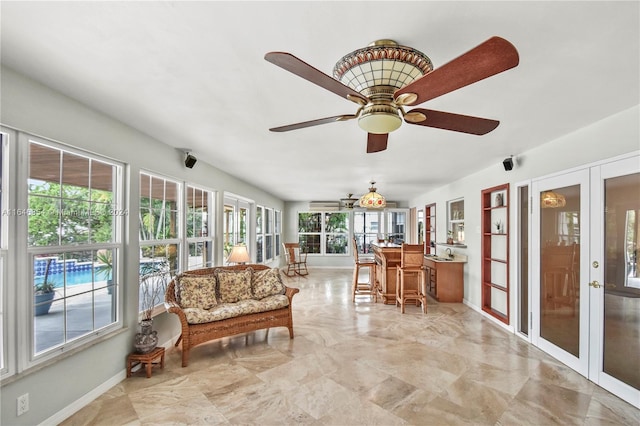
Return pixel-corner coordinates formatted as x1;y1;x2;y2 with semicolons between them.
227;245;250;264
359;181;386;208
333;40;433;93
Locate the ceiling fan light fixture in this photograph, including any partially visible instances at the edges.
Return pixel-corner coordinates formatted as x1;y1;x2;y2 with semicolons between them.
333;39;433;93
340;193;359;209
541;191;566;208
359;181;387;209
358;108;402;134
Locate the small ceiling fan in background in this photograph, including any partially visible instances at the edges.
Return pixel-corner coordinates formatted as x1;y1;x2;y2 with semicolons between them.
265;36;519;153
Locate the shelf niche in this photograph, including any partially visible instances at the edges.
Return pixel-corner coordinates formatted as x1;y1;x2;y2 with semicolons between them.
424;203;436;254
481;183;510;324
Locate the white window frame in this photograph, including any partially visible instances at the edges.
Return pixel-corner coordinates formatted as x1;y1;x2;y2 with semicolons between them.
139;171;182;317
185;184;215;270
298;210;350;256
447;197;465;244
0;128;14;379
275;209;282;259
353;209;409;252
256;205;264;263
265;207;274;262
23;134;125;368
224;194;252;263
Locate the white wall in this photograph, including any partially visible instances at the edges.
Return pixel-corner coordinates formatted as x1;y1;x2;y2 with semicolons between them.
408;105;639;319
1;61;638;424
0;66;284;425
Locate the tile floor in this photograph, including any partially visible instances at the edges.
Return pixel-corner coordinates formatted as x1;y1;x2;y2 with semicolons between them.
62;269;639;425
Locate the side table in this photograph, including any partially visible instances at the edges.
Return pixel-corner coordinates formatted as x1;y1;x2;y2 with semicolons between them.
127;346;165;378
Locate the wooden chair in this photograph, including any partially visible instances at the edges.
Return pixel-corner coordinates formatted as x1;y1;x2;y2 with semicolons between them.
352;237;376;302
282;242;308;277
396;243;426;313
542;243;578;316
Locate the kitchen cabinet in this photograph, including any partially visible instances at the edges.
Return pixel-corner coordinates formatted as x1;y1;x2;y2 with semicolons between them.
423;256;465;302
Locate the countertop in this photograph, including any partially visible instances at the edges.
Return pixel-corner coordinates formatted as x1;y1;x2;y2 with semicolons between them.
424;254;467;263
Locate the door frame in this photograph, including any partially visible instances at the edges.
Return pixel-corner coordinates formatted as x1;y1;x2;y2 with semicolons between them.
588;154;640;408
531;168;591;376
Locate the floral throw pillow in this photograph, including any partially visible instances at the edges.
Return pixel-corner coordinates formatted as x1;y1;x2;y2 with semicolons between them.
215;269;253;304
252;268;285;300
177;275;217;310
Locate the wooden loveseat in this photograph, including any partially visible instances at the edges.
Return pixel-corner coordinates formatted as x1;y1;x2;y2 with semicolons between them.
165;264;299;367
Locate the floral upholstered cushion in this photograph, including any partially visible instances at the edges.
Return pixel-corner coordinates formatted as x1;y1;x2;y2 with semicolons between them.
215;269;253;304
252;268;285;299
182;294;290;324
177;275;217;310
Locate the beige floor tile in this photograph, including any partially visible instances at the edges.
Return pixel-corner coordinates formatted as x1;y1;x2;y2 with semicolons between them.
62;268;639;425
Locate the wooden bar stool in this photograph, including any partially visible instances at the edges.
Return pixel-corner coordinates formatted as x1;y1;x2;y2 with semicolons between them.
352;238;376;302
396;244;426;313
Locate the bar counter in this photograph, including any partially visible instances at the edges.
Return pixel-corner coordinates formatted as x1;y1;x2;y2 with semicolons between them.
371;242;404;304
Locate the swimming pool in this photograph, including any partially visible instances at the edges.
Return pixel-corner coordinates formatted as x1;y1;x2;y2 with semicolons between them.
34;269;109;287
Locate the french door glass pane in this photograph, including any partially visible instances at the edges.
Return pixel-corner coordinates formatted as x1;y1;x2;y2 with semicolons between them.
603;172;640;389
540;184;581;357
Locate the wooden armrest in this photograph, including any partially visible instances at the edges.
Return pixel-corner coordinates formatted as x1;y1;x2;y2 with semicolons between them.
285;286;300;300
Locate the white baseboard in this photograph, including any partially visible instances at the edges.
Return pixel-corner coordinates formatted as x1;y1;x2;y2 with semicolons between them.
463;298;515;333
41;339;174;425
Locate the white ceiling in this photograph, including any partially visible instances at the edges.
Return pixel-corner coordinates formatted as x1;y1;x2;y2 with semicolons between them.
1;1;638;203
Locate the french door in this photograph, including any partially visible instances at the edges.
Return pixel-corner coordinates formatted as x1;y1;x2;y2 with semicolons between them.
531;154;639;408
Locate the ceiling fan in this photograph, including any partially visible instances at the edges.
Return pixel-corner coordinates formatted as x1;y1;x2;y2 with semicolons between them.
265;36;519;153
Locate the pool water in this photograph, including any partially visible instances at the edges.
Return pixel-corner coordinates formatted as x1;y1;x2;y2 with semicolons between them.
34;269;109;287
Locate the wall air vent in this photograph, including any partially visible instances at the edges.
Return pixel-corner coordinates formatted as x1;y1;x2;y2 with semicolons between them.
309;201;341;211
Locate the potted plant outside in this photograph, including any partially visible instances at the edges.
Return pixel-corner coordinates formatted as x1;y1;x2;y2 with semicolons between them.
35;258;56;316
96;249;114;294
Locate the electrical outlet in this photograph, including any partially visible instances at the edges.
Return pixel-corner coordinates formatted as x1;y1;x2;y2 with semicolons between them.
17;393;29;416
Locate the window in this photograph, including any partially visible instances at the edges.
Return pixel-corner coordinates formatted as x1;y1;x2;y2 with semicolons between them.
448;198;465;244
354;211;379;255
256;205;281;263
386;210;407;243
275;210;282;258
298;212;321;254
0;131;7;376
186;185;214;269
139;172;181;314
28;138;124;358
298;211;349;255
325;212;349;254
265;207;273;261
256;206;263;263
224;195;250;262
417;209;424;245
353;210;408;253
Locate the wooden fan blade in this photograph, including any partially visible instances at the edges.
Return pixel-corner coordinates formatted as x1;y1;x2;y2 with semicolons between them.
269;114;357;132
395;37;519;106
405;109;499;135
265;52;369;105
367;133;389;153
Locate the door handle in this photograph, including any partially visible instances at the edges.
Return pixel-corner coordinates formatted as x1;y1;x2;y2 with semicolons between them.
589;280;601;288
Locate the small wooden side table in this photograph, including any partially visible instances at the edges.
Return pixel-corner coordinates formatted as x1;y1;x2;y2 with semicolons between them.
127;346;165;378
